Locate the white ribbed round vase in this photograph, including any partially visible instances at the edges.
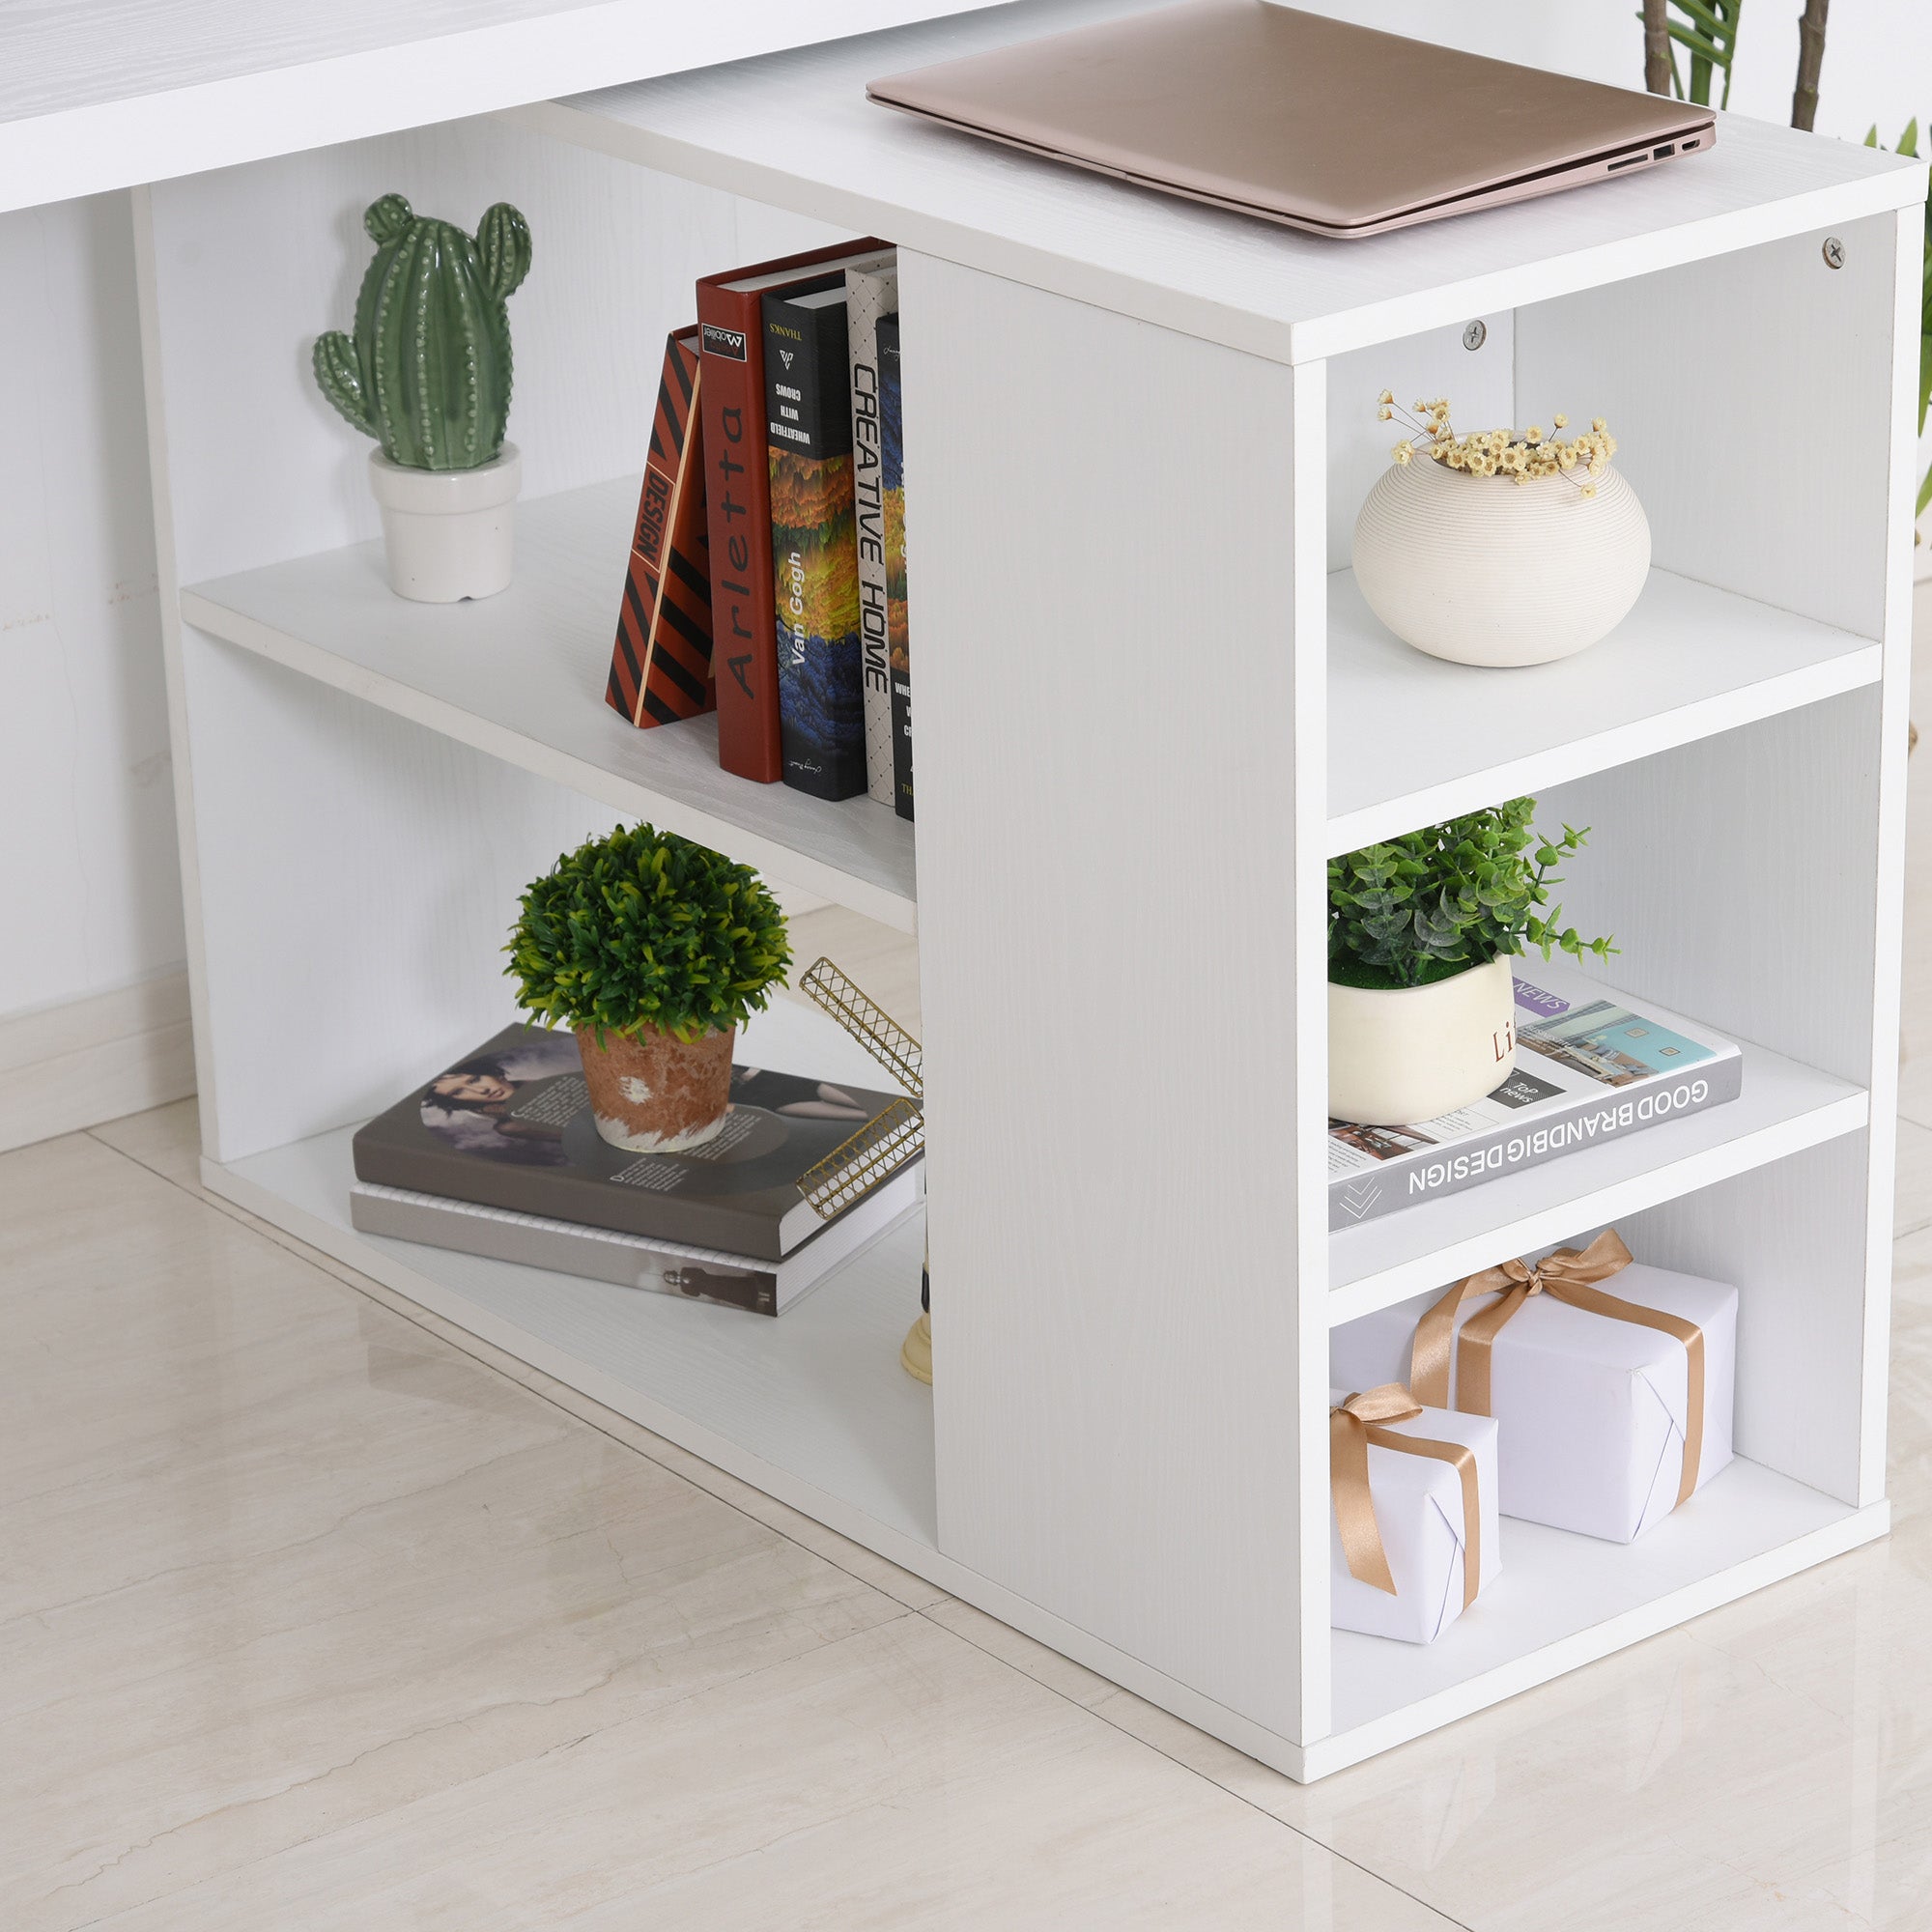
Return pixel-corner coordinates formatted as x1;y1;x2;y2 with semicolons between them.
1329;954;1518;1126
1351;454;1650;668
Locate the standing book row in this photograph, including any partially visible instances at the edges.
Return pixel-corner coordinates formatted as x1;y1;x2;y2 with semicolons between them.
605;239;915;820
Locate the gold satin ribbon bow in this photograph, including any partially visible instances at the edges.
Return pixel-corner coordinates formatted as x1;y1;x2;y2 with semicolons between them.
1408;1228;1706;1512
1330;1383;1483;1609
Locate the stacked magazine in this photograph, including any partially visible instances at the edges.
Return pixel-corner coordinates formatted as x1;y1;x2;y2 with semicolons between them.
1328;962;1743;1232
351;1024;923;1316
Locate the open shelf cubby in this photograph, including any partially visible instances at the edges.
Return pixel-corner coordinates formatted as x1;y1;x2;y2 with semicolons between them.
136;0;1924;1782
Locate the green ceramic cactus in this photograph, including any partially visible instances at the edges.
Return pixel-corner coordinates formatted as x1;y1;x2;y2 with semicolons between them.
313;193;532;471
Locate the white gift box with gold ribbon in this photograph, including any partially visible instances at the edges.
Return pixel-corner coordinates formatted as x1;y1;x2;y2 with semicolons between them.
1330;1233;1736;1545
1329;1386;1500;1645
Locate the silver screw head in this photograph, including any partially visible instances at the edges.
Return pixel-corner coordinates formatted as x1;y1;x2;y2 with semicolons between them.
1463;319;1488;351
1823;236;1846;270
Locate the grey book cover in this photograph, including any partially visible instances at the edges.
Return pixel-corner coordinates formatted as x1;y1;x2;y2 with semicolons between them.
352;1024;912;1261
351;1156;923;1317
1328;970;1744;1232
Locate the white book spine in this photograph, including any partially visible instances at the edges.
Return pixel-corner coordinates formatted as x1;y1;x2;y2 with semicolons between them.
845;257;900;807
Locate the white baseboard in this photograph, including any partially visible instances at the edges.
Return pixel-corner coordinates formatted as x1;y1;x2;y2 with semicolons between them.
0;970;196;1155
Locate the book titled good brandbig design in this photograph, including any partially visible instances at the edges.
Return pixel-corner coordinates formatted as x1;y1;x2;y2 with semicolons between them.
1327;963;1743;1231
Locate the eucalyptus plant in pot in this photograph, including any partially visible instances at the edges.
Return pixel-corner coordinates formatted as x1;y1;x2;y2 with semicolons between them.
505;824;792;1152
1329;800;1616;1126
313;193;531;602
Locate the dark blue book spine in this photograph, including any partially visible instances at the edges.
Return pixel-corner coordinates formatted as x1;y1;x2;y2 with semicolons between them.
878;315;914;822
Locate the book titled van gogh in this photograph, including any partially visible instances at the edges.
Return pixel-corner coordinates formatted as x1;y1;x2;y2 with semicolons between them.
762;280;867;800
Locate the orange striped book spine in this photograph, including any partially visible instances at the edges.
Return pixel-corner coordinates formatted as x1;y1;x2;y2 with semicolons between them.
607;327;715;728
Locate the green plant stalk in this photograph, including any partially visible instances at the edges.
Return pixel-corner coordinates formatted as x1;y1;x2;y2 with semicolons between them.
505;823;792;1044
1329;800;1617;991
313;193;532;472
1865;124;1932;518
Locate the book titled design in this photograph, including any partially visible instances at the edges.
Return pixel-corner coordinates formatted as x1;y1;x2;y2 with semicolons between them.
696;241;889;783
844;256;899;807
878;314;914;821
764;281;867;801
351;1160;923;1318
606;326;714;729
1327;964;1743;1231
352;1025;917;1262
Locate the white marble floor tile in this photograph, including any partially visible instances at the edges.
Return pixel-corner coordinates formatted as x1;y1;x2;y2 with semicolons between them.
6;1126;1457;1932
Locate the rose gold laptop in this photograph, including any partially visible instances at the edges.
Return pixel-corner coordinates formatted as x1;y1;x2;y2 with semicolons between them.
867;1;1715;239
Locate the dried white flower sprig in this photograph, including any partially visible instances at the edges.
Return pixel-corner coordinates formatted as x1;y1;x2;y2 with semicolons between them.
1377;391;1618;498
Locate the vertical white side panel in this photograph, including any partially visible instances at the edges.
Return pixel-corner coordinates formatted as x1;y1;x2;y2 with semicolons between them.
143;118;838;584
1517;215;1894;639
1620;1135;1870;1503
905;254;1307;1742
1324;310;1512;571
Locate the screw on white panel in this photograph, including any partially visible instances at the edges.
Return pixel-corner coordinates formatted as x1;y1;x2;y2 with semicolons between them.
1823;236;1847;270
1463;320;1488;350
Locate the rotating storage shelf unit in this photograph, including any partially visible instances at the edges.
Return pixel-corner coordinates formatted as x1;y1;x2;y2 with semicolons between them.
133;0;1926;1782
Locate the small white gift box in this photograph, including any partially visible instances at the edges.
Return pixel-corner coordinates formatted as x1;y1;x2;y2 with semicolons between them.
1330;1234;1736;1545
1330;1386;1500;1645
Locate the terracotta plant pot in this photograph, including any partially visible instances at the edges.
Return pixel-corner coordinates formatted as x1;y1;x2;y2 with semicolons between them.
575;1022;735;1152
1329;954;1518;1126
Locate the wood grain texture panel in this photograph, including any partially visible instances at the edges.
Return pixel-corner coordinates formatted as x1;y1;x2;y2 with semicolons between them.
1516;214;1895;639
183;480;916;927
531;0;1923;364
1534;689;1882;1087
178;625;609;1163
0;0;985;216
1621;1137;1870;1503
904;253;1307;1739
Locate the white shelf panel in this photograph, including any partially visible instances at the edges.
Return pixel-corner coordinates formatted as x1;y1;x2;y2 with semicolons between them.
1326;566;1883;855
517;0;1925;363
182;477;917;931
0;0;985;216
1321;1457;1880;1773
213;1123;938;1556
1329;1039;1867;1321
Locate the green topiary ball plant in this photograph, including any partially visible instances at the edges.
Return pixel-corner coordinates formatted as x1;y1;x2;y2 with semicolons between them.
505;824;792;1045
1329;798;1617;991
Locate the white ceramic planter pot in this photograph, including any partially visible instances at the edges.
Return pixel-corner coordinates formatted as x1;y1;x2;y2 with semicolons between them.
368;442;519;603
1351;455;1650;668
1329;954;1518;1126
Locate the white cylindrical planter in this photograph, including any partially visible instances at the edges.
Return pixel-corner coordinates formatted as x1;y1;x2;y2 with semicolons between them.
368;442;520;603
1351;455;1649;668
1329;954;1518;1126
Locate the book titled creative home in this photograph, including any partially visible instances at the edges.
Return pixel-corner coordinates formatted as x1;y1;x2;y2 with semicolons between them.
1327;964;1742;1230
605;326;714;729
878;313;913;821
352;1024;917;1262
763;280;867;800
844;255;899;807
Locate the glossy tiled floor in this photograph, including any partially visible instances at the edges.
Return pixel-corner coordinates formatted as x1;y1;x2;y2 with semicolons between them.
11;615;1932;1929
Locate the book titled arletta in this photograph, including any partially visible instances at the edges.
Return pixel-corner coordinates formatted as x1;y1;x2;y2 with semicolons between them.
351;1024;918;1262
1327;964;1742;1231
696;240;890;782
606;327;715;729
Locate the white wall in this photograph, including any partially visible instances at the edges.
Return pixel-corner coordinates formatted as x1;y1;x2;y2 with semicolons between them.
1;0;1926;1040
0;192;183;1025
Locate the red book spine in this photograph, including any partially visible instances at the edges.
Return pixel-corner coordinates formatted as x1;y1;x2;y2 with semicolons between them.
696;240;887;783
606;327;714;729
